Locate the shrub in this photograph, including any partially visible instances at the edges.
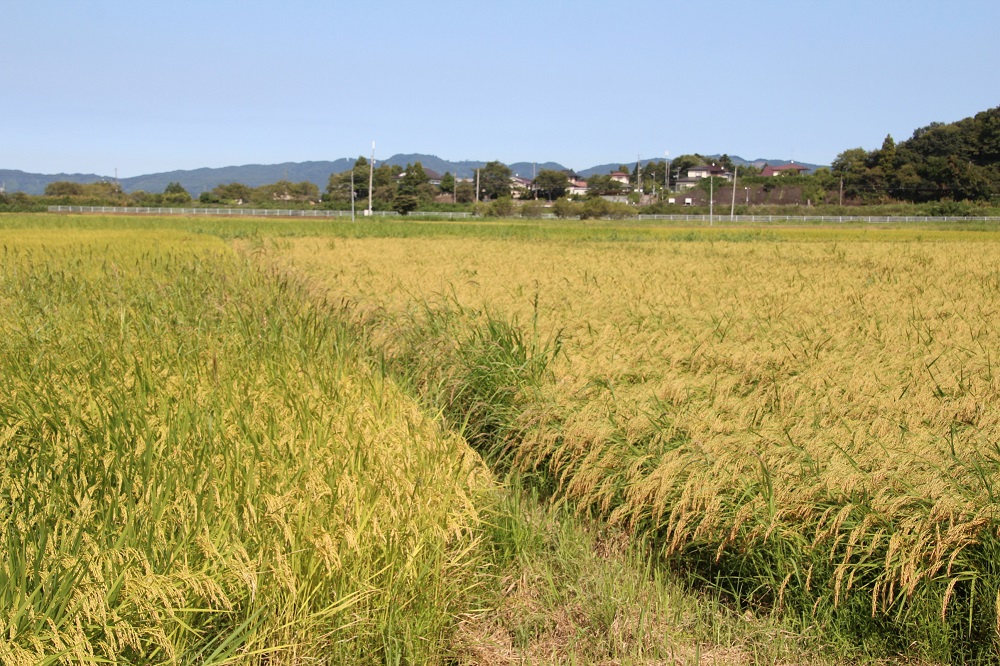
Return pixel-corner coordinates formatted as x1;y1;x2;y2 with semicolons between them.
488;197;515;217
552;197;581;219
519;201;546;218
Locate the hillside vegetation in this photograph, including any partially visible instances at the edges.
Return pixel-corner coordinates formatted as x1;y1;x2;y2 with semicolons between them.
833;107;1000;203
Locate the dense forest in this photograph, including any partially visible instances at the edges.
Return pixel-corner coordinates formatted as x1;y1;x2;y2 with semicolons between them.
831;106;1000;202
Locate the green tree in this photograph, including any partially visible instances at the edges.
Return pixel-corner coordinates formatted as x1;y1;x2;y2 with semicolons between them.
373;163;401;190
552;197;581;218
898;108;1000;201
44;181;86;197
212;182;252;203
326;156;372;203
478;161;512;200
581;197;613;219
487;196;514;217
831;147;874;199
669;155;701;183
398;162;429;197
533;169;569;200
869;134;899;197
520;200;545;218
641;161;667;193
584;174;619;197
439;172;455;195
253;180;318;204
392;193;419;215
455;180;475;204
163;182;192;204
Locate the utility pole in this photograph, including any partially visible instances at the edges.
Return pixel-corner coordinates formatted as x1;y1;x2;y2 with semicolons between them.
664;151;670;198
709;165;714;226
730;165;738;221
367;141;375;217
475;169;480;203
636;154;642;199
351;170;356;222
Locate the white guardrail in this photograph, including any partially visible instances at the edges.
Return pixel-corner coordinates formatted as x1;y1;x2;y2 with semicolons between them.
46;205;1000;224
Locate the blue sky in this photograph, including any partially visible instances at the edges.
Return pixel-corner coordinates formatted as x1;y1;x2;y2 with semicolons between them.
4;0;998;177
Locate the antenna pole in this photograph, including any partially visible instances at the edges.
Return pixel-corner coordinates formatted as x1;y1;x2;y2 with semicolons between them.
367;141;375;217
709;164;714;226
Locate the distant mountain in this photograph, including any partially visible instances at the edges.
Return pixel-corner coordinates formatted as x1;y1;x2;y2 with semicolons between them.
378;155;487;180
376;156;568;180
120;160;355;196
508;162;568;179
578;162;635;178
727;156;825;172
1;169;109;195
3;153;825;196
1;163;357;197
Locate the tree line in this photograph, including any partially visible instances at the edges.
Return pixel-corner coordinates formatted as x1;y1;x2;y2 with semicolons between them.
831;107;1000;202
11;106;998;214
41;179;322;207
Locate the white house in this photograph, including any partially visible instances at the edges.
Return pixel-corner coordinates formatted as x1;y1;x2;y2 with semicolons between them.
677;164;733;189
609;171;631;186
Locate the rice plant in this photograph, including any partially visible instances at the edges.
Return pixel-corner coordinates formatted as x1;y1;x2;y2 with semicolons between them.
0;229;492;663
265;232;1000;662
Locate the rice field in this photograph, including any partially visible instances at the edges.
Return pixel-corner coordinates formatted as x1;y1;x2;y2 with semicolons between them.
260;228;1000;662
6;213;1000;663
0;228;492;663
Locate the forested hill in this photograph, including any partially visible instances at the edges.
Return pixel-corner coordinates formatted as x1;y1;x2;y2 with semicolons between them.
833;106;1000;201
1;157;567;196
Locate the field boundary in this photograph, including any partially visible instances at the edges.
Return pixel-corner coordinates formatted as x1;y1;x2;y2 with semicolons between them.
47;204;1000;225
46;205;471;219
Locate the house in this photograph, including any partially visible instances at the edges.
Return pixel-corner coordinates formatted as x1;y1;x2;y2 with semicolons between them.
687;164;731;180
609;171;631;186
394;168;443;186
510;175;533;198
677;164;733;189
425;169;443;186
568;178;588;196
760;162;810;177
